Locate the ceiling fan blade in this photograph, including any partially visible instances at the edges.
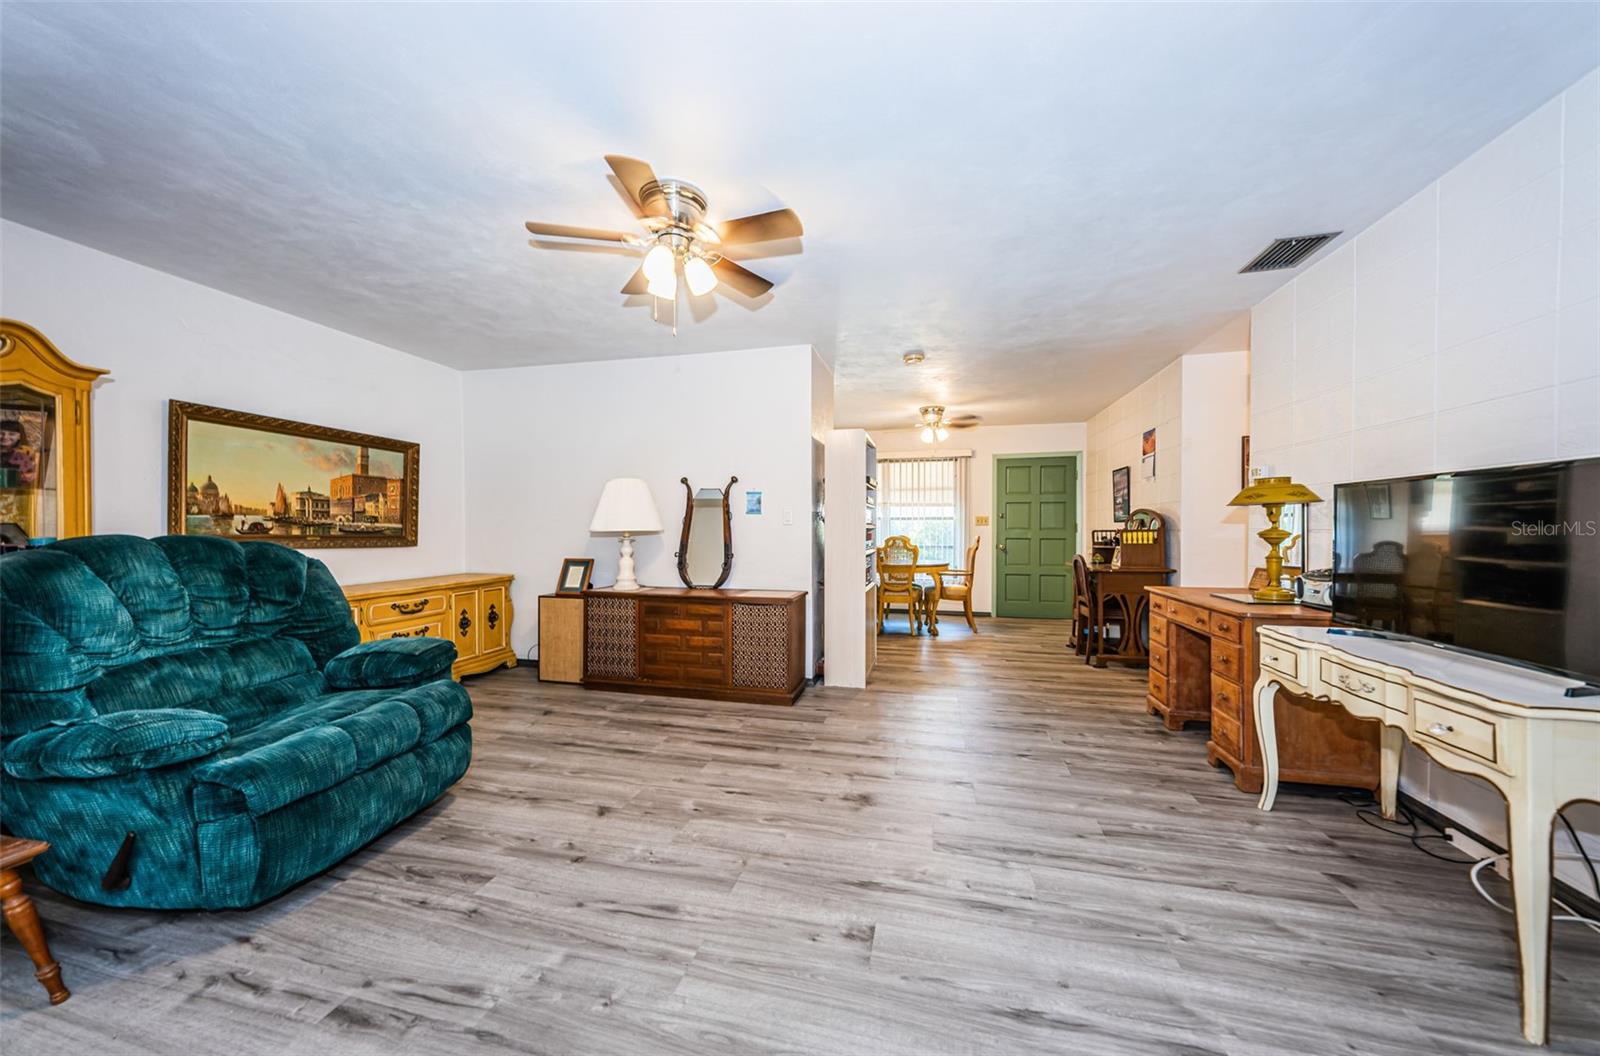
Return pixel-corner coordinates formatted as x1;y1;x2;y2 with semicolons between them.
712;258;774;298
605;154;668;217
526;221;633;243
620;265;649;295
716;208;804;245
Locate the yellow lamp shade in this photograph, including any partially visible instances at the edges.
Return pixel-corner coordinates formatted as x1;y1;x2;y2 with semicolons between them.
1228;476;1323;507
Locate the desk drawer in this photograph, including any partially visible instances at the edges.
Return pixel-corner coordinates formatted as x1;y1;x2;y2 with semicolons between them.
1415;696;1497;764
1211;673;1243;724
1209;612;1243;643
1148;640;1169;675
1170;601;1210;632
1259;640;1301;680
1149;613;1169;649
365;591;449;627
1147;669;1169;705
1212;639;1243;683
1210;704;1242;756
1319;658;1387;707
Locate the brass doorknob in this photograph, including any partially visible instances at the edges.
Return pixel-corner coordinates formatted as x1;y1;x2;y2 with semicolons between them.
997;543;1007;552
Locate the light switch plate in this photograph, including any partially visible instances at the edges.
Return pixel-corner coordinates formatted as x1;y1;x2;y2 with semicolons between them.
782;506;794;525
974;515;990;526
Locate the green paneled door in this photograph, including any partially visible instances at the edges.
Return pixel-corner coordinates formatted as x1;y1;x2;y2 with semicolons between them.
994;456;1077;618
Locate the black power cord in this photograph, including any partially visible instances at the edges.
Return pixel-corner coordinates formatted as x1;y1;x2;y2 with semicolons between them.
1336;790;1476;863
1557;810;1600;901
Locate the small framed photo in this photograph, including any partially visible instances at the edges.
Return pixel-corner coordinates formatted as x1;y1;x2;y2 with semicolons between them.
1112;466;1131;523
1366;483;1392;519
556;557;594;594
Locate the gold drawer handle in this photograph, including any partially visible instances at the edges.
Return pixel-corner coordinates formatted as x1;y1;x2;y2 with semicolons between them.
1428;721;1455;736
1336;672;1377;694
390;599;429;615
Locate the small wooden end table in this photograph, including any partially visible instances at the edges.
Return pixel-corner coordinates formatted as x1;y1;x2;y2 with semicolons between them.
1;835;71;1005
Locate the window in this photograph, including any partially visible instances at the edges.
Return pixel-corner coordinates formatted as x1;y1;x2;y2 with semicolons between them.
877;456;967;565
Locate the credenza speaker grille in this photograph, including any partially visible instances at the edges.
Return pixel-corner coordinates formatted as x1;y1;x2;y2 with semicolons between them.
731;602;789;689
585;595;639;680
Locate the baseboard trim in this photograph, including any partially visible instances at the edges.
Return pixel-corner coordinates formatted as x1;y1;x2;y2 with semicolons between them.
1401;792;1600;920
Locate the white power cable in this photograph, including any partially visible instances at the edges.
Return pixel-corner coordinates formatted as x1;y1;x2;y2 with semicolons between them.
1468;855;1600;936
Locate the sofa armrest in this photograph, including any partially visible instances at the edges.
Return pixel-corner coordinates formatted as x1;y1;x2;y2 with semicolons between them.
2;709;230;780
324;637;457;690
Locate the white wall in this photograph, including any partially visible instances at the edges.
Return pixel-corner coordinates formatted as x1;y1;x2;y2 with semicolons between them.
0;221;467;583
873;422;1087;614
1084;315;1251;586
462;345;822;661
1086;359;1184;565
1177;351;1251;585
1249;69;1600;882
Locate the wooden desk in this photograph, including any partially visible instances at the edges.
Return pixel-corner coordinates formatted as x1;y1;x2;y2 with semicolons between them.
1082;565;1172;666
1254;625;1600;1045
1146;586;1379;794
0;836;70;1005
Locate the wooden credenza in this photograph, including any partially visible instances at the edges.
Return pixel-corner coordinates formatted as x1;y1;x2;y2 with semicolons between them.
343;573;517;679
583;587;807;705
1146;586;1378;794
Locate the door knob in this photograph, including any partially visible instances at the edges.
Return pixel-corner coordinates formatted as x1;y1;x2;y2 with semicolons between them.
997;543;1007;552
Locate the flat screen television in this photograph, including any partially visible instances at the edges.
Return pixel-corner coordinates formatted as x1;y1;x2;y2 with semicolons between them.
1331;457;1600;686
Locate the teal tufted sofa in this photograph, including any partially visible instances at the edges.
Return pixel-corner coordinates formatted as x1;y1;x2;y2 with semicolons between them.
0;534;472;909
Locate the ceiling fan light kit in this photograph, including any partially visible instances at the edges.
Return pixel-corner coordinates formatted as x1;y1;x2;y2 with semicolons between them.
526;155;803;330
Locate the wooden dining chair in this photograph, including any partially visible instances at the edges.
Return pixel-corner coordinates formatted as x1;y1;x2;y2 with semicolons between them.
1070;555;1092;655
878;535;923;634
936;536;982;632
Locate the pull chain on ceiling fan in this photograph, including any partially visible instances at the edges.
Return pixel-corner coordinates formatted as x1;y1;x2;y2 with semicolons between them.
526;155;803;330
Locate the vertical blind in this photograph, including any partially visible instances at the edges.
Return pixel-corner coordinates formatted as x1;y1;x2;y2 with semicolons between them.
877;456;967;566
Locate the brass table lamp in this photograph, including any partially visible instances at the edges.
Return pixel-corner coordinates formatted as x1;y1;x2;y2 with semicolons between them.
1228;476;1323;602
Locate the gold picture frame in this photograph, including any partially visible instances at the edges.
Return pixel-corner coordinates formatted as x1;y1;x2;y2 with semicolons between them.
167;400;419;548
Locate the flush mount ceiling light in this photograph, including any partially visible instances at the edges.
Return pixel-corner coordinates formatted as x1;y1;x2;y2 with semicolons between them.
526;155;804;332
902;351;926;365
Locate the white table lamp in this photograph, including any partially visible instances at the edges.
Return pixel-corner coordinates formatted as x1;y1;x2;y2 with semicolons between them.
589;477;662;591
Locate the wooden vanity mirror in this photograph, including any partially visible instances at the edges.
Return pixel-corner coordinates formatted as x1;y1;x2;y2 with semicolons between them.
677;476;736;588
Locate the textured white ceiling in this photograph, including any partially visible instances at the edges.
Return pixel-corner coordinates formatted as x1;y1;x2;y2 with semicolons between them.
3;3;1596;428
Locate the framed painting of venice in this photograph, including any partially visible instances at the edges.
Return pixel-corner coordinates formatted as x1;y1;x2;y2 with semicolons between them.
167;401;419;548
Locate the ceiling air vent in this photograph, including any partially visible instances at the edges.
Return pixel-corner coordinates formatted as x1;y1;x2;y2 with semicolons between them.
1238;232;1341;273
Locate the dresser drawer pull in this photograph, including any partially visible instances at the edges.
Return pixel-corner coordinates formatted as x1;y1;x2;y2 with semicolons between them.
1428;722;1455;736
1336;672;1377;695
390;599;429;615
458;609;472;637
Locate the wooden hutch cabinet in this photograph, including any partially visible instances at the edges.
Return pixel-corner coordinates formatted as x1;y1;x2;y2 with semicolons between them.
0;320;108;542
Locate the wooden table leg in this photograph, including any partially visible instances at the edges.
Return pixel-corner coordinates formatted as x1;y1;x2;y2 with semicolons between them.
0;866;70;1005
1506;798;1554;1045
1252;676;1282;811
1378;724;1404;821
926;579;941;636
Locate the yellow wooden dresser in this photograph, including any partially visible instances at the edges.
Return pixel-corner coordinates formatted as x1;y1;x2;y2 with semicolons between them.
342;573;517;679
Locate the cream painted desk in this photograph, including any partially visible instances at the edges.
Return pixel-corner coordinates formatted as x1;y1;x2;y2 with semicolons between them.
1252;625;1600;1046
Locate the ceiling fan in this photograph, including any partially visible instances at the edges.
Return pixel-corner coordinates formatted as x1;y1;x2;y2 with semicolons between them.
917;405;980;443
525;155;802;306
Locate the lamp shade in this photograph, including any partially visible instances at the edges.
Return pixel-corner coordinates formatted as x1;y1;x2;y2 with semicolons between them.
589;477;662;533
1228;476;1322;507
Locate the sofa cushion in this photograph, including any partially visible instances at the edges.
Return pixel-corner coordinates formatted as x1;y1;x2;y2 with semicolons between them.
194;680;472;815
324;638;457;690
4;709;229;780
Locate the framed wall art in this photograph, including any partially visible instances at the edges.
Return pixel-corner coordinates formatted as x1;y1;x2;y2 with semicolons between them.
1112;466;1131;523
556;557;594;594
167;401;419;548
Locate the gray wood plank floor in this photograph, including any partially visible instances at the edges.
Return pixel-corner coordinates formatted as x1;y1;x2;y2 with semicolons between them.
4;618;1597;1055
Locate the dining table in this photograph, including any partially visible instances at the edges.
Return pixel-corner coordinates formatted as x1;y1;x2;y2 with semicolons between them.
911;562;950;636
